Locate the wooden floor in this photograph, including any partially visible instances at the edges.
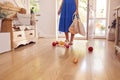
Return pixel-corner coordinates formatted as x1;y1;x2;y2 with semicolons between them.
0;38;120;80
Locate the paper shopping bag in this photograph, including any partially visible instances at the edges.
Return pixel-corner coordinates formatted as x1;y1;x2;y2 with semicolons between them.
69;15;79;34
69;14;85;36
77;18;85;36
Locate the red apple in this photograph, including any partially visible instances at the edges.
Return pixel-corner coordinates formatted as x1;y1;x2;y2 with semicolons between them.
55;41;59;44
65;44;69;48
52;42;56;46
88;46;93;52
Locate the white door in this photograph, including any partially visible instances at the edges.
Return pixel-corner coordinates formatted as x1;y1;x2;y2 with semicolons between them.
88;0;107;39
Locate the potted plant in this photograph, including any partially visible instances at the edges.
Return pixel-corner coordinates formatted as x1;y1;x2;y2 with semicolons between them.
0;7;7;19
0;7;7;31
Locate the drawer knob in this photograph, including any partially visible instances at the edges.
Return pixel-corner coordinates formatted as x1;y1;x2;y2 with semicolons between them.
29;33;33;35
17;34;22;37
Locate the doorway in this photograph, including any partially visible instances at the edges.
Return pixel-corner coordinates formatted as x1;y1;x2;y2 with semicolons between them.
57;0;87;39
57;0;108;39
88;0;107;39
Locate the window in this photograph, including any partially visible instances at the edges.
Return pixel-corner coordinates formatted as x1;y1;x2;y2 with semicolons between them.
30;0;40;14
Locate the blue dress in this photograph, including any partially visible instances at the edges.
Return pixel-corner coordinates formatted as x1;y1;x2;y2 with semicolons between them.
59;0;76;32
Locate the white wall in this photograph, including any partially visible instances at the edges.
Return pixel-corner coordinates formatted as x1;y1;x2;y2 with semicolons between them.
0;0;4;3
0;0;30;14
37;0;57;38
14;0;30;14
108;0;120;26
0;0;17;6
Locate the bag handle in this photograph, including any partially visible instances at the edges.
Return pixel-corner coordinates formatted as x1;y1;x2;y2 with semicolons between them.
72;13;79;21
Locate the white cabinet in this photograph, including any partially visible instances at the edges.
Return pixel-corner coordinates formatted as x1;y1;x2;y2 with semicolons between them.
0;20;2;31
115;6;120;54
1;19;36;49
0;33;11;53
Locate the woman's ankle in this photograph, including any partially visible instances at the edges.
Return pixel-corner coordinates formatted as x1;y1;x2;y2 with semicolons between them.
69;41;73;45
65;39;69;42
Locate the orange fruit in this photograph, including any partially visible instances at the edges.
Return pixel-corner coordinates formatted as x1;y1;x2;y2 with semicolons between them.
73;58;78;64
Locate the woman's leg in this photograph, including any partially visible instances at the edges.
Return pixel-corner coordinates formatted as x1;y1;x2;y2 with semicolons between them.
69;33;75;45
65;32;69;42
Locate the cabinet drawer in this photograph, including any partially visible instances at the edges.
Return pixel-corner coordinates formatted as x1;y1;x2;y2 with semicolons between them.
13;31;25;41
0;33;11;53
25;30;35;38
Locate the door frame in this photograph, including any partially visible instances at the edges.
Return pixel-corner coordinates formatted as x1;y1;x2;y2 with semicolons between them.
87;0;108;39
